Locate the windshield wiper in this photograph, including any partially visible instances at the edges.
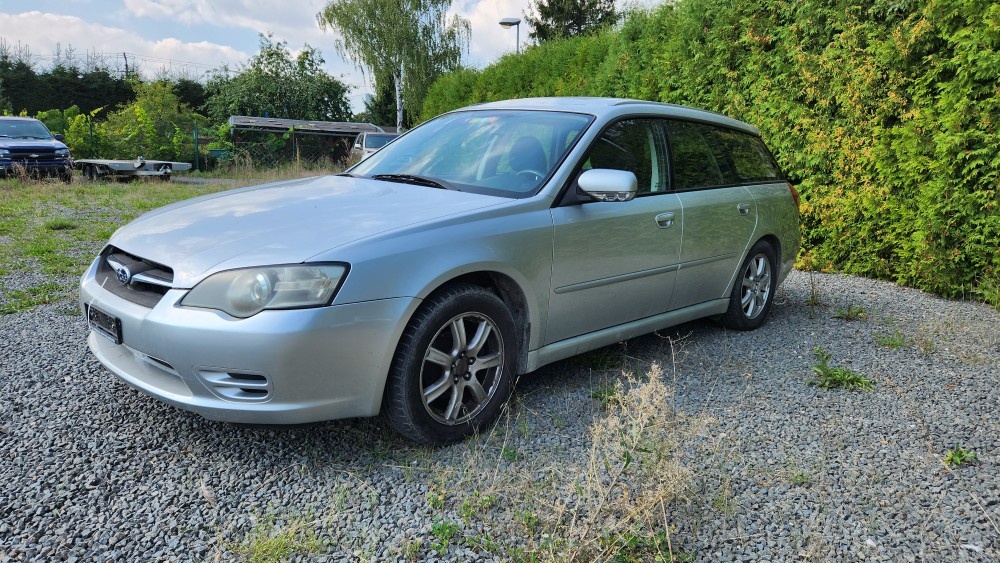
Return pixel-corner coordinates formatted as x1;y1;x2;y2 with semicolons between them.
370;174;456;191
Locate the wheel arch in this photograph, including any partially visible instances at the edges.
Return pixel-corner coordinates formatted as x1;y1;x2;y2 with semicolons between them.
756;233;781;263
415;271;532;376
723;234;781;297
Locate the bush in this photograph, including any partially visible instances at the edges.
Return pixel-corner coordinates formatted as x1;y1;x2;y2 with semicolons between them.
422;0;1000;306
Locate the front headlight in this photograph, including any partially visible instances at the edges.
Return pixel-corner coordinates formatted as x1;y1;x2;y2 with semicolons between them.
180;264;347;318
0;149;9;158
55;148;70;157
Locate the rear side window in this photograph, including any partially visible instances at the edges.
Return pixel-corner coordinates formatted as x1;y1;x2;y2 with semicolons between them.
666;120;781;190
709;127;782;183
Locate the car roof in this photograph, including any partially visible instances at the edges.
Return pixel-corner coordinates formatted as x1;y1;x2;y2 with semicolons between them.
0;116;42;122
462;96;759;136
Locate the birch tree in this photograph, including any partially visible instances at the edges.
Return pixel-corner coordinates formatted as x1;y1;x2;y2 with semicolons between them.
317;0;469;129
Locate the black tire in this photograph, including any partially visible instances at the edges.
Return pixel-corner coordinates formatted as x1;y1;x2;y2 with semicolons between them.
721;240;777;331
385;284;517;444
84;165;98;182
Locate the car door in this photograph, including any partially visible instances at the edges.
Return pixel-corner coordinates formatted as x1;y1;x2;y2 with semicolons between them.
547;118;682;343
665;120;759;310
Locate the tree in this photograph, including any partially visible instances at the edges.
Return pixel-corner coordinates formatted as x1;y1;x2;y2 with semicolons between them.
317;0;470;130
104;81;208;161
204;35;351;123
172;78;207;112
356;80;407;126
524;0;618;42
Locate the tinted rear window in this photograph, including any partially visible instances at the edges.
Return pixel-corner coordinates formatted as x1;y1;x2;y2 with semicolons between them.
666;120;781;190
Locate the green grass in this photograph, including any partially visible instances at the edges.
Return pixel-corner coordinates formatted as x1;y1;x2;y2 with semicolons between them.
590;384;619;409
832;304;867;321
875;329;907;349
0;176;246;312
808;347;874;391
426;487;446;510
229;515;323;562
600;529;693;563
1;282;66;314
790;470;813;487
459;493;497;521
942;445;977;467
430;520;461;555
43;217;77;231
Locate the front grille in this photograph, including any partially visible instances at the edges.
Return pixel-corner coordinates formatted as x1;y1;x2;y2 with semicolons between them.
8;148;58;160
95;246;174;308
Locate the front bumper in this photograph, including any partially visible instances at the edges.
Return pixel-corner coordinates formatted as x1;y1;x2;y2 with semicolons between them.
0;161;72;177
80;258;418;424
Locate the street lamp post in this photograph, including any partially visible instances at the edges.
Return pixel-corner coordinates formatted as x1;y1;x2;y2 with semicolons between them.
499;17;521;54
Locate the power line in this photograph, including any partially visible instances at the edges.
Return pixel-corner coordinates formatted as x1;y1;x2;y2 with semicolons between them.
31;51;224;70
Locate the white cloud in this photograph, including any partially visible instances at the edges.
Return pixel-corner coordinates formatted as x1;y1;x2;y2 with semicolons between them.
454;0;532;66
0;11;249;75
1;1;669;114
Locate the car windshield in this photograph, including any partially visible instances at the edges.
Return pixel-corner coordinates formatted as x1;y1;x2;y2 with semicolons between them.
0;120;53;139
350;109;593;198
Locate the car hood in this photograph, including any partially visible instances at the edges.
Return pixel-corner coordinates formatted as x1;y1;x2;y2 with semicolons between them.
110;175;508;287
0;138;67;150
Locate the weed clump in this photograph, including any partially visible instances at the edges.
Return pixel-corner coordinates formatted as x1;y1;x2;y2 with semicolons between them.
808;347;874;391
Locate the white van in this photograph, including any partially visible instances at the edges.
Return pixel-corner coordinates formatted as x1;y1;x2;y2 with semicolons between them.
354;132;400;161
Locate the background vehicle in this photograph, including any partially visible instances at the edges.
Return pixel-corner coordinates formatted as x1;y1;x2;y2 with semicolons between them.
353;131;400;161
0;117;73;182
76;157;193;182
80;97;799;444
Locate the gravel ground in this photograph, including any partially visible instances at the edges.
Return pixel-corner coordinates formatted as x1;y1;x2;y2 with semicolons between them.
1;269;998;561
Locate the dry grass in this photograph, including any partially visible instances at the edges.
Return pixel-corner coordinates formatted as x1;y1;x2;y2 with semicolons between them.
417;355;701;562
193;157;346;187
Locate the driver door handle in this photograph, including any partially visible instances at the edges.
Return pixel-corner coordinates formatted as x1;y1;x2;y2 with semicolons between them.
655;212;675;229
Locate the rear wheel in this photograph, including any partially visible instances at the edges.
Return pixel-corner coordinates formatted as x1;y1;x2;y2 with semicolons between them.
385;285;516;444
721;240;777;330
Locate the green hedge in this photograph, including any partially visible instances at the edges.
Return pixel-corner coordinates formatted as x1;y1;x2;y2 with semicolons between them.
422;0;1000;306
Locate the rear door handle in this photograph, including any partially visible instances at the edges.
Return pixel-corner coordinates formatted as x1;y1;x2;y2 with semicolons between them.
737;203;751;216
655;212;675;229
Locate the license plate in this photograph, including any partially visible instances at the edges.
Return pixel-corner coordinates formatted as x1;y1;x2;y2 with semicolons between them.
87;304;122;345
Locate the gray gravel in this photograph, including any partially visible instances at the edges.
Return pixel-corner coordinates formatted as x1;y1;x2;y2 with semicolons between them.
1;269;998;561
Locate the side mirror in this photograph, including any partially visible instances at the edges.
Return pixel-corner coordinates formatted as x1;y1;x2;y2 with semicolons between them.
54;134;65;142
578;168;637;202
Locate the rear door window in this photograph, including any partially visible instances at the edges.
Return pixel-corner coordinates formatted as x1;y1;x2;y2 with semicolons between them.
665;120;782;190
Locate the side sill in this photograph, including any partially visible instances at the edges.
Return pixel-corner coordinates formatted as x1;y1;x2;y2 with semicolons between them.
525;298;729;372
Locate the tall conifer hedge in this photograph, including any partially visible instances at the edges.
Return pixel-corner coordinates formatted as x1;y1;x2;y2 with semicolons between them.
422;0;1000;306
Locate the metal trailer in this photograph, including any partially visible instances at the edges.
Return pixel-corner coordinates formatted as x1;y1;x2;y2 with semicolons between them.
75;157;193;182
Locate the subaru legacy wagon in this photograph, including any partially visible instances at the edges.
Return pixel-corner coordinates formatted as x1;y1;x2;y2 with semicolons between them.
80;97;800;444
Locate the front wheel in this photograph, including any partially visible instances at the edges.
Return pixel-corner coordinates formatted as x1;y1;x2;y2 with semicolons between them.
721;241;777;331
385;285;517;444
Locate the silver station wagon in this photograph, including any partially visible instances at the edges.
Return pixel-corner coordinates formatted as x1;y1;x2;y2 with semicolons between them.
80;97;800;443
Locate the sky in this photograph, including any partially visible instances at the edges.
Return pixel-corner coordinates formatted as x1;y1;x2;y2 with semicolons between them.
0;0;660;113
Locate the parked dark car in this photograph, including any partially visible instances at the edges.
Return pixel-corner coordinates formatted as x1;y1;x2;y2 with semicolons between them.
0;117;73;182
